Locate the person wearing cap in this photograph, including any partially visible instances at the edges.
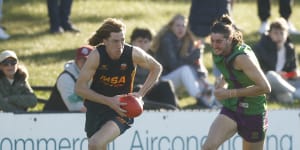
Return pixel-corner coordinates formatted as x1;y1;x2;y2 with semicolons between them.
43;45;94;112
0;50;37;112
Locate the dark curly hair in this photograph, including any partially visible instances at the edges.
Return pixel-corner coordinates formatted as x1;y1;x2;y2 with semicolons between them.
210;14;243;47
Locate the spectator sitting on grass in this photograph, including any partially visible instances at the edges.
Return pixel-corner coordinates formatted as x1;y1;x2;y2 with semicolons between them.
131;27;179;109
0;50;37;112
43;45;94;112
254;17;300;104
151;14;217;108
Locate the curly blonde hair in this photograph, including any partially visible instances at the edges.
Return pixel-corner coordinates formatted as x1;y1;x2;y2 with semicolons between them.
88;18;126;46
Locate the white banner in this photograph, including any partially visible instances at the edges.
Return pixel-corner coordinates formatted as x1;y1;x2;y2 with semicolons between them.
0;109;299;150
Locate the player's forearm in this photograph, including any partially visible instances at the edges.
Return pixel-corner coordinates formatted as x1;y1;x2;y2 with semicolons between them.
231;84;271;98
138;65;162;97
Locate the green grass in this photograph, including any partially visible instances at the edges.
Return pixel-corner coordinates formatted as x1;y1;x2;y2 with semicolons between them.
1;0;300;110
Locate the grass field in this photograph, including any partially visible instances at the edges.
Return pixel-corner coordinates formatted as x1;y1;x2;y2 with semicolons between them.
1;0;300;110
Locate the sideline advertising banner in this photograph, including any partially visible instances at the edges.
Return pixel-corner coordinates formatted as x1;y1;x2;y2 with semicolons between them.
0;109;299;150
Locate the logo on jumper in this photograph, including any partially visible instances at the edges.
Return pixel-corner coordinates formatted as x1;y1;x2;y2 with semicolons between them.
99;75;126;87
120;63;127;70
99;65;108;70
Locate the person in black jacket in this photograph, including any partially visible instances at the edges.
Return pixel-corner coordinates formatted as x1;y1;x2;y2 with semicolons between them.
188;0;229;43
130;27;179;109
254;18;300;103
188;0;235;82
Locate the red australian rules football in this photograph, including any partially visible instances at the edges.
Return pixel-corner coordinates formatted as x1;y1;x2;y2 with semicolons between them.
119;95;143;118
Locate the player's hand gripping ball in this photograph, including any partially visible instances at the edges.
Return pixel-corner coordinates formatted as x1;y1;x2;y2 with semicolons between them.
119;95;143;118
